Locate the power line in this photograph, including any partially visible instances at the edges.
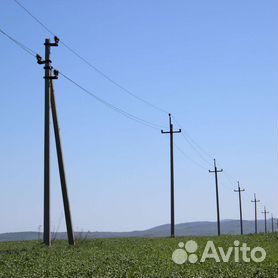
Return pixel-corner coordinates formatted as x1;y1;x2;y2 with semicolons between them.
1;23;267;223
171;117;242;189
13;0;169;115
166;118;243;192
172;116;214;166
7;2;248;187
223;171;238;187
220;178;236;191
13;0;231;174
0;27;36;57
0;26;165;131
13;0;55;36
179;132;212;167
59;42;169;115
59;71;166;130
0;28;243;193
173;142;235;191
174;143;208;171
51;62;223;166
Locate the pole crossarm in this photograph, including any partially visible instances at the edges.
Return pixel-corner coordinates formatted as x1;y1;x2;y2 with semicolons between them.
251;193;260;203
261;207;269;215
234;182;245;193
161;130;182;134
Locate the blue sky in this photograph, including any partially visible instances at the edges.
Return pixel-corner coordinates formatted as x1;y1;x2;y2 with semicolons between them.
0;0;277;233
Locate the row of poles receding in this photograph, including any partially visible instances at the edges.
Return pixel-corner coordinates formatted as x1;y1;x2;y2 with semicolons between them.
210;165;274;236
6;0;275;245
37;37;275;246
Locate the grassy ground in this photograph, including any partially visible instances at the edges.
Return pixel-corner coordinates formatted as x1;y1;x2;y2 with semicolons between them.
0;233;277;277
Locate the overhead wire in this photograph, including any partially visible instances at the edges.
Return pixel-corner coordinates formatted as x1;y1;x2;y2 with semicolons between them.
0;25;211;179
13;0;55;36
0;26;166;131
4;3;275;221
9;2;244;183
13;0;219;172
0;24;239;187
13;0;226;172
0;23;231;177
174;143;208;171
13;0;169;115
0;27;36;57
171;115;214;167
172;115;242;188
58;71;166;130
11;0;276;219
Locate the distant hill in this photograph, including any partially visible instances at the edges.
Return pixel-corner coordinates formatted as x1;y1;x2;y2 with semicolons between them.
0;219;275;242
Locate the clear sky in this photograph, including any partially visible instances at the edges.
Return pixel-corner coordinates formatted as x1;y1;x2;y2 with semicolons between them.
0;0;277;233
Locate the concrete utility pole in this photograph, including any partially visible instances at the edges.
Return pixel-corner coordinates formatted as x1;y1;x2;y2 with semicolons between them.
40;38;52;246
234;181;245;235
209;159;223;236
37;37;75;246
271;214;274;233
161;113;181;238
261;206;269;234
251;193;260;234
50;77;75;245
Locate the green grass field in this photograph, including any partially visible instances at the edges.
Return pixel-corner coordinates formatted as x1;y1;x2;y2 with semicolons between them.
0;233;277;277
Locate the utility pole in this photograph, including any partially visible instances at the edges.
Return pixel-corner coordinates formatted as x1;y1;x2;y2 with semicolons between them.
50;76;75;245
38;38;53;246
251;193;260;234
37;37;75;246
161;113;181;238
271;214;274;233
261;206;269;234
209;159;223;236
234;181;245;235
